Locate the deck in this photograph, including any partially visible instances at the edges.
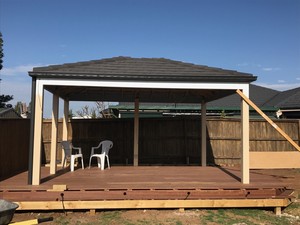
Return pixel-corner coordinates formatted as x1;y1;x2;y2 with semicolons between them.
0;166;296;212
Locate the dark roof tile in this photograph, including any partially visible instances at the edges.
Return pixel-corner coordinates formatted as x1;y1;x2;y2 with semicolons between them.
29;56;257;83
264;87;300;109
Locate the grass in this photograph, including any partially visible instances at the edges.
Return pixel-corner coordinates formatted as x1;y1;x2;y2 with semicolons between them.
29;203;300;225
199;207;300;225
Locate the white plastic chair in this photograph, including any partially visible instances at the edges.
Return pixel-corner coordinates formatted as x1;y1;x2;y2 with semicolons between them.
89;140;113;170
61;141;84;172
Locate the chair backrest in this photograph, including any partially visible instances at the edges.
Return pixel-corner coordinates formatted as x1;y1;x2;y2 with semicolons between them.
61;141;72;156
101;140;113;155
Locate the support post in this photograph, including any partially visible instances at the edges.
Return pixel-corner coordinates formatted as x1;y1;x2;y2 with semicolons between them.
32;80;44;185
134;97;139;166
28;77;36;184
241;88;250;184
274;207;282;216
50;94;59;174
201;101;207;166
61;100;69;165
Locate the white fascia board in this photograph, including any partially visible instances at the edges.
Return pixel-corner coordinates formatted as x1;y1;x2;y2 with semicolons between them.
280;109;300;112
39;78;250;91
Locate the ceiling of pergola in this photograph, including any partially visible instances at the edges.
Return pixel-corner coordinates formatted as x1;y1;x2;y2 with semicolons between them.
44;85;236;103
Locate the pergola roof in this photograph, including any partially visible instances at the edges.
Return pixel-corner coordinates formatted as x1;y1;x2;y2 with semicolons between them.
29;57;257;103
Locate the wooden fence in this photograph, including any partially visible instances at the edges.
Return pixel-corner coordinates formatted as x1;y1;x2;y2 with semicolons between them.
1;117;300;179
42;117;300;166
0;119;30;180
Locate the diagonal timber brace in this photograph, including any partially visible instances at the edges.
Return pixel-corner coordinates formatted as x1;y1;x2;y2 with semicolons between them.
236;89;300;152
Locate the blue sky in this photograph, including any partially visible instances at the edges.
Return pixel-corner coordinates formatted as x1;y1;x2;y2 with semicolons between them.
0;0;299;117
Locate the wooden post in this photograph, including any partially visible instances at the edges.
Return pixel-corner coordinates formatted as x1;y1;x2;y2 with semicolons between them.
32;80;44;185
28;77;36;184
241;88;250;184
50;94;59;174
201;101;207;166
61;100;69;165
274;207;281;216
134;97;139;166
298;120;300;146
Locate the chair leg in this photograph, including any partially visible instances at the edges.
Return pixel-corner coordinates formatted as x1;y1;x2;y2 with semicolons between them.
97;157;101;168
62;157;66;168
89;157;92;168
106;156;110;169
100;155;105;170
81;157;84;169
70;155;75;172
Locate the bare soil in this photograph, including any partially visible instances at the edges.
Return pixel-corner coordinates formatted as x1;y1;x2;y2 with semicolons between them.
10;169;300;225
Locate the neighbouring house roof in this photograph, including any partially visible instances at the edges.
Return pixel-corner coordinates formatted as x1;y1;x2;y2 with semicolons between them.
263;87;300;109
208;84;279;109
112;84;280;112
0;108;22;118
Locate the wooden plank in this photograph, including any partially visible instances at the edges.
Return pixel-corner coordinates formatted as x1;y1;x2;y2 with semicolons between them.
201;101;207;166
3;189;279;202
250;152;300;169
61;100;69;166
50;94;59;174
1;166;288;191
3;186;291;202
47;184;68;192
134;97;139;166
32;80;44;185
236;89;300;152
241;89;250;184
15;198;292;210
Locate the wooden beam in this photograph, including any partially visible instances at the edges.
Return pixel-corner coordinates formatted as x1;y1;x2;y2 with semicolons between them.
241;88;250;184
61;100;69;166
62;100;69;140
201;101;207;166
134;97;139;166
50;94;59;174
250;152;300;169
236;89;300;152
28;77;36;185
32;80;44;185
15;198;292;210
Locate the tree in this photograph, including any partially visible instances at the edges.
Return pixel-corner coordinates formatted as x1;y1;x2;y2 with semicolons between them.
75;102;115;119
76;105;95;118
0;32;14;108
0;32;3;70
0;95;13;108
69;109;74;119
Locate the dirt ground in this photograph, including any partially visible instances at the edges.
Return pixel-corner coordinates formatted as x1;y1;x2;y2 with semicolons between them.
10;169;300;225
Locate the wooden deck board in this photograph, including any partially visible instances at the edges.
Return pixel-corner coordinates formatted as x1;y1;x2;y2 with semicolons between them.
0;166;288;190
0;166;296;210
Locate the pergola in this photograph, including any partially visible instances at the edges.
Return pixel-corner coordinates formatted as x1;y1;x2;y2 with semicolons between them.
28;57;257;185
